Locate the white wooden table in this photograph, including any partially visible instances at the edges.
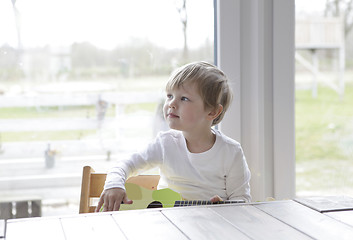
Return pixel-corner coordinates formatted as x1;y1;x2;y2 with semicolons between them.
3;196;353;240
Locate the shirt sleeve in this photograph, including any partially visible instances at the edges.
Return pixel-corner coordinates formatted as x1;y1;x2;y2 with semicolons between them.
104;134;164;191
225;146;251;202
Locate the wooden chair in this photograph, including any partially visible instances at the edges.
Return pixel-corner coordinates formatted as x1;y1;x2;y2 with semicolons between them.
79;166;160;213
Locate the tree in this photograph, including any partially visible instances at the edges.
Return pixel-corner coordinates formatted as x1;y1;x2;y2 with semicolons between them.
175;0;188;61
11;0;22;50
325;0;353;37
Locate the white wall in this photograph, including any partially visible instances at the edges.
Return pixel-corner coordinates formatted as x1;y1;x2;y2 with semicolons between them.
217;0;295;201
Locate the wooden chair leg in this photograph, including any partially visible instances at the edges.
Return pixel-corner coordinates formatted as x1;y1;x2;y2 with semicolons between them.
79;166;94;213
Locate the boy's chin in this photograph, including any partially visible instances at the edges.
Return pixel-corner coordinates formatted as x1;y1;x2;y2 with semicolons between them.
168;125;183;131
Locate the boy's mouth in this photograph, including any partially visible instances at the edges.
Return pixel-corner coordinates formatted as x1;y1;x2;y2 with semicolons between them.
167;113;179;118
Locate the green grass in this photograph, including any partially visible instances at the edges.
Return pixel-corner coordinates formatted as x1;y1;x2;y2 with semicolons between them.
295;83;353;196
295;83;353;162
0;102;158;142
296;158;353;195
0;102;158;120
0;106;115;119
124;102;158;114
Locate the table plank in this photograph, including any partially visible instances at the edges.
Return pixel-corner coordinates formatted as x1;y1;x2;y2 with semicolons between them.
85;215;127;240
60;216;94;240
256;200;353;240
60;215;126;240
0;219;5;239
161;206;251;240
6;218;65;240
212;204;312;240
295;196;353;213
113;210;188;240
325;211;353;227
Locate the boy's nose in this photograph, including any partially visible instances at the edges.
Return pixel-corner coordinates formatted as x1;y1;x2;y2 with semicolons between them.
168;99;176;108
169;103;176;109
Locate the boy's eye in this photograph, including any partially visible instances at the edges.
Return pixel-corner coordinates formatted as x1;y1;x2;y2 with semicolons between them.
181;96;189;101
166;94;173;99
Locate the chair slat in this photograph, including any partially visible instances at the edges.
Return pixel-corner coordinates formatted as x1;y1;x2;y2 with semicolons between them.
89;174;107;197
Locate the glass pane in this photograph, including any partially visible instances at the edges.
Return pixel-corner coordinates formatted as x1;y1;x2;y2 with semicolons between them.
295;0;353;197
0;0;214;217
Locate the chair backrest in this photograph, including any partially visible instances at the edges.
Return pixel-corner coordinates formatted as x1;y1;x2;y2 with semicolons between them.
79;166;160;213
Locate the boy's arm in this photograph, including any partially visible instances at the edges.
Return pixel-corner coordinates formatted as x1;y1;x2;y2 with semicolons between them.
104;166;128;191
100;133;164;211
104;134;164;190
226;148;251;202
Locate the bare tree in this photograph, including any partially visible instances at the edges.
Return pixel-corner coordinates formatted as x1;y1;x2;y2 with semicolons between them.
175;0;188;61
325;0;353;37
11;0;22;50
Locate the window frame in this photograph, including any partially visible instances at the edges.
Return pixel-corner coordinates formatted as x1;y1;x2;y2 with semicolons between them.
216;0;295;201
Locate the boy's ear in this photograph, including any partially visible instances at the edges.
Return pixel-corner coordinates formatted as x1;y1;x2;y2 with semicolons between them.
207;104;223;120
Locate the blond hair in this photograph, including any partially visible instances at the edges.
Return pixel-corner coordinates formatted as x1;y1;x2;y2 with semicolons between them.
166;61;233;126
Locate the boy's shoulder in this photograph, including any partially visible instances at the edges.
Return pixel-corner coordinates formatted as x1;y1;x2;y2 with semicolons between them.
157;129;183;140
215;129;242;149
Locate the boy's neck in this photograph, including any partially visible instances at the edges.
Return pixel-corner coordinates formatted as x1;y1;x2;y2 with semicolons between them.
183;129;216;153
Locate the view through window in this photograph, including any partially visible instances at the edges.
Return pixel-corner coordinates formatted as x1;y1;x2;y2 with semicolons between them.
0;0;214;217
295;0;353;197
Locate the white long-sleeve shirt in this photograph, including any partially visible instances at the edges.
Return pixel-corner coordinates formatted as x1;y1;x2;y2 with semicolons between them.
104;129;251;202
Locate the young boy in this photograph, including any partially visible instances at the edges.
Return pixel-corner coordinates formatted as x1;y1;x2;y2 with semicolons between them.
96;61;251;212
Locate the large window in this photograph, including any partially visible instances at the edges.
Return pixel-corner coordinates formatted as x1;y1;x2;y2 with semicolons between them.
0;0;214;217
217;0;352;201
295;0;353;197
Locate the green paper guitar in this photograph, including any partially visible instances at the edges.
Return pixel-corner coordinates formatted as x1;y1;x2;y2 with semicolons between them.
119;183;245;211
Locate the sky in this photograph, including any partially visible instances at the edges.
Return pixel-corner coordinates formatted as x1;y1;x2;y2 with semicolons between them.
295;0;326;15
0;0;214;50
1;0;331;50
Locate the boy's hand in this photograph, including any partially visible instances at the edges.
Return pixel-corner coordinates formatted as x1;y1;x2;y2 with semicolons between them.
210;195;223;203
95;188;133;212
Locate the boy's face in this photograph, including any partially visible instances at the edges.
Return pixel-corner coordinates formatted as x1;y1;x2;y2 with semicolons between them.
163;82;212;133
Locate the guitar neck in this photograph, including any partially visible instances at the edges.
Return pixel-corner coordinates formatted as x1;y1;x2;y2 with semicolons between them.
145;199;245;208
174;199;245;207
